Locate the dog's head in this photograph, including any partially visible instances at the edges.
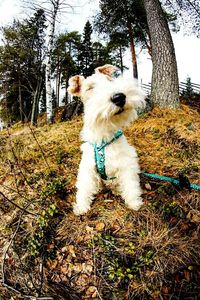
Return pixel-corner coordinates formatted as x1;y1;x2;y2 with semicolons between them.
68;64;145;130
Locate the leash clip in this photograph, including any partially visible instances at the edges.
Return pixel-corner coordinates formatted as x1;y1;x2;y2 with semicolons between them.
178;173;191;192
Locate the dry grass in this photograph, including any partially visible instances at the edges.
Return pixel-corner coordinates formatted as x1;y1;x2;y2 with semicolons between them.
0;104;199;299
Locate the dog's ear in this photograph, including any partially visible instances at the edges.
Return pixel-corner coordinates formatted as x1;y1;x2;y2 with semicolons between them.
67;75;85;97
95;64;117;76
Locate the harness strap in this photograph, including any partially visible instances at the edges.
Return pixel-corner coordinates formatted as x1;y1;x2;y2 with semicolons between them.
94;130;123;180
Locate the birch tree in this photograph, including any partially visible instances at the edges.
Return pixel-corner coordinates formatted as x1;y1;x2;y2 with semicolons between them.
23;0;74;123
46;0;60;124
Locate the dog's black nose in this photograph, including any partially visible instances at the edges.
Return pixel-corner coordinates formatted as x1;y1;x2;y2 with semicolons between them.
111;93;126;107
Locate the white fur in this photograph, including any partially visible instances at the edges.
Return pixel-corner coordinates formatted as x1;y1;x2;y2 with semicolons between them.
68;66;146;215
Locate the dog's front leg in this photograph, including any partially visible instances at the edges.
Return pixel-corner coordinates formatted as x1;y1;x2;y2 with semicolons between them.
73;160;101;215
118;168;143;211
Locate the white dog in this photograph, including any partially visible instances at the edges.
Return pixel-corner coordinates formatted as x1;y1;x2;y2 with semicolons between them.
68;65;145;215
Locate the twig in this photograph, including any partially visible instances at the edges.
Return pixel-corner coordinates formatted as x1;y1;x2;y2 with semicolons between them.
95;287;103;300
38;258;45;296
0;212;53;299
7;159;21;195
1;217;21;283
26;124;51;170
0;191;36;216
13;240;40;293
1;183;35;202
6;127;35;191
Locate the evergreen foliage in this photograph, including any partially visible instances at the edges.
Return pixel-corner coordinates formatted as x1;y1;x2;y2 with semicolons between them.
181;76;194;97
162;0;200;37
0;9;47;124
78;21;94;77
93;0;150;78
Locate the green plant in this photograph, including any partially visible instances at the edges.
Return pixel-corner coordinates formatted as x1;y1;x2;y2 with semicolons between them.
27;203;58;257
56;149;68;164
41;176;67;198
161;201;184;219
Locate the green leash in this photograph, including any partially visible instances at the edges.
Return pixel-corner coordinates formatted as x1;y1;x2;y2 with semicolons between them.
92;130;200;191
142;172;200;191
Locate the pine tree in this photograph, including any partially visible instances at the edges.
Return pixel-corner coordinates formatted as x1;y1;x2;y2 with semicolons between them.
0;10;47;124
162;0;200;37
94;0;150;78
182;76;194;97
106;32;129;73
52;31;81;105
78;21;94;77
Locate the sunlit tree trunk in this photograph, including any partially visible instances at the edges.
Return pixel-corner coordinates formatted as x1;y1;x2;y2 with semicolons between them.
31;76;42;126
127;21;138;79
46;0;60;123
119;45;123;73
123;1;138;79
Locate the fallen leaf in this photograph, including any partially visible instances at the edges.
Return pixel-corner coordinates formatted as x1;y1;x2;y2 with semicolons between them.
47;259;58;270
61;246;68;253
187;211;200;223
111;220;121;232
145;183;151;190
95;222;105;231
184;270;190;281
85;286;97;298
191;231;198;240
75;274;89;290
162;286;170;294
86;226;94;234
180;222;189;231
68;245;76;257
82;262;93;274
60;266;68;275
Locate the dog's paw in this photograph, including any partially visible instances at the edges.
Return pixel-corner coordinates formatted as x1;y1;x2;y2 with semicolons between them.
73;203;90;215
126;197;143;211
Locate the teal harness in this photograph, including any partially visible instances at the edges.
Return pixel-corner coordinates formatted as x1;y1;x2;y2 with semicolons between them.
93;130;123;180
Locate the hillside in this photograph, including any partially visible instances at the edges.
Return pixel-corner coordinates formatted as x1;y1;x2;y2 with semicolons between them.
0;104;200;300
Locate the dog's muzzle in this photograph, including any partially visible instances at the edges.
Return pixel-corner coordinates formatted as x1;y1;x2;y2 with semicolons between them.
111;93;126;108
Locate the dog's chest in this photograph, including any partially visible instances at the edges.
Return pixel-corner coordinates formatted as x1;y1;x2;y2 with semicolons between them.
81;137;137;180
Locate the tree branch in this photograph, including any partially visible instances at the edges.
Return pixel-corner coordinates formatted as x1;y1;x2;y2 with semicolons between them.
0;191;36;215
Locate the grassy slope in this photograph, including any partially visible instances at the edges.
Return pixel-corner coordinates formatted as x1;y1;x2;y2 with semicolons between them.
0;104;199;299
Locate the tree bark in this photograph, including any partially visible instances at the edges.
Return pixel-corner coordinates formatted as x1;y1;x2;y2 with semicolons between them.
143;0;179;108
18;77;23;123
127;21;138;79
119;45;124;73
31;77;42;126
123;1;138;79
46;0;59;124
56;54;61;106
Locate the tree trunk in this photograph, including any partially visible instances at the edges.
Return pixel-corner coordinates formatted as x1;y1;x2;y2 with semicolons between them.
56;54;61;106
18;78;23;123
119;45;124;73
123;1;138;79
127;21;138;79
31;93;38;126
31;77;42;126
143;0;179;108
46;0;59;124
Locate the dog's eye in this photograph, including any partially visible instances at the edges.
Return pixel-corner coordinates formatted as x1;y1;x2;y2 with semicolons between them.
86;85;94;91
112;70;121;78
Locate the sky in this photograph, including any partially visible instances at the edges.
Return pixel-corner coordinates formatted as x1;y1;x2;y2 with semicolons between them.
0;0;200;84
